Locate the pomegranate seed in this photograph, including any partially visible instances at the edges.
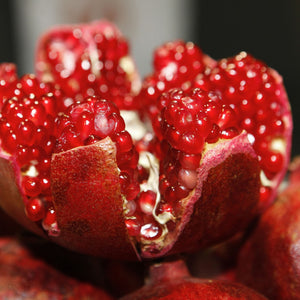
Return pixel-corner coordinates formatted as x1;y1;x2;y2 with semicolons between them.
22;176;42;198
113;131;133;153
17;119;36;145
76;112;94;141
263;151;284;174
125;182;140;201
42;208;57;229
178;168;198;190
140;221;162;240
179;152;201;170
175;184;190;199
25;197;46;222
125;200;137;217
125;218;141;237
138;191;157;215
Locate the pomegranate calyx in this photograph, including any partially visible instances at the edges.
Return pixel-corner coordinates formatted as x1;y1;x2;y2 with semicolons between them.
146;260;190;285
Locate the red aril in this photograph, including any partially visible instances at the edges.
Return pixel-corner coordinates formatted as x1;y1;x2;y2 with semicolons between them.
0;20;289;261
140;42;292;212
0;67;261;260
193;52;292;211
35;20;141;110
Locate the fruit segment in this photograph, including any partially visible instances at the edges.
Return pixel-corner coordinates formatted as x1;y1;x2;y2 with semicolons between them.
139;42;292;212
35;20;141;110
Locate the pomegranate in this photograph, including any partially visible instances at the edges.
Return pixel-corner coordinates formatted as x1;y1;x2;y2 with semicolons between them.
103;260;145;298
0;207;22;236
140;43;292;211
120;259;267;299
0;65;260;259
0;19;291;261
236;158;300;299
0;236;113;299
35;19;141;110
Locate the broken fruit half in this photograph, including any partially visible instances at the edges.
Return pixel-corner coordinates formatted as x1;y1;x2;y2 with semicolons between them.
0;20;291;260
0;64;261;259
140;43;293;212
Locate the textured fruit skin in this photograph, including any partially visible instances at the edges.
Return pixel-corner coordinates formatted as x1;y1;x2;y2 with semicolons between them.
236;160;300;299
0;236;114;299
121;260;267;300
149;134;261;258
50;137;138;260
49;133;260;260
0;207;22;236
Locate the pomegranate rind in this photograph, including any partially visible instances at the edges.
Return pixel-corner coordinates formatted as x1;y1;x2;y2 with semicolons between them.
236;163;300;299
141;132;261;258
50;137;138;260
121;260;267;300
0;237;114;299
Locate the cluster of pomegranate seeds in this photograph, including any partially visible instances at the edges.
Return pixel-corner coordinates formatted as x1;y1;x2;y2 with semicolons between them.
137;40;215;119
156;88;241;213
0;70;62;234
55;96;141;203
193;51;292;208
36;21;140;110
125;88;242;244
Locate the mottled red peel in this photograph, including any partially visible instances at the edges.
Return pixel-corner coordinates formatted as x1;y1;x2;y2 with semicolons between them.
0;237;114;299
141;133;260;258
237;159;300;299
50;137;138;260
120;260;267;300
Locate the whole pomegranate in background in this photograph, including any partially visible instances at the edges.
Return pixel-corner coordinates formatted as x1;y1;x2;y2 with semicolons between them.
236;158;300;299
0;207;22;236
103;259;146;298
0;19;292;261
120;259;267;299
0;236;114;299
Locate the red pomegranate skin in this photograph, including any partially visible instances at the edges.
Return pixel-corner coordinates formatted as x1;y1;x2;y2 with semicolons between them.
0;236;114;299
120;260;267;300
0;207;22;236
49;134;261;260
236;159;300;299
103;260;145;298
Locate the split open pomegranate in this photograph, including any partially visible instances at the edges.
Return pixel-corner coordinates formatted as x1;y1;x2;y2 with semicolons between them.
0;20;292;261
140;42;293;212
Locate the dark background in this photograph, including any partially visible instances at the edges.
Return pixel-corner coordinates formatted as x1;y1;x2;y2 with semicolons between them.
0;0;299;156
